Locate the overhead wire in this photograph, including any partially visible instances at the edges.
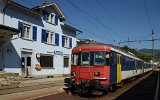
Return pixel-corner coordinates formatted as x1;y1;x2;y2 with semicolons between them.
144;0;153;31
57;0;113;42
95;0;137;41
84;0;114;42
66;21;107;42
66;0;125;41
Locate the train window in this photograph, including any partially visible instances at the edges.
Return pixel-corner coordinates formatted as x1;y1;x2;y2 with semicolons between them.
110;53;114;65
121;56;124;67
82;52;90;65
72;54;78;65
106;53;110;66
94;51;105;66
126;57;129;67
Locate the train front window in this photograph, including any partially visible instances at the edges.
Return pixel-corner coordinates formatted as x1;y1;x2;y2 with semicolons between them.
81;52;90;65
94;51;105;66
72;54;79;65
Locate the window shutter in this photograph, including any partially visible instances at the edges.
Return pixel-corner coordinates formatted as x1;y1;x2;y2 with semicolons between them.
69;37;72;48
42;10;47;20
41;29;46;43
62;35;65;47
55;33;59;46
55;16;58;25
18;21;23;37
32;26;37;41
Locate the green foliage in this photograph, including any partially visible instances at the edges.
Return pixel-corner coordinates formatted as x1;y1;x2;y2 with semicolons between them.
139;49;160;61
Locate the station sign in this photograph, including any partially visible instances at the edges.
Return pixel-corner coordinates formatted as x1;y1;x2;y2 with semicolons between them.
54;50;63;56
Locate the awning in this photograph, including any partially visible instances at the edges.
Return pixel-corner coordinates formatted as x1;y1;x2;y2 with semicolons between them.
0;25;20;48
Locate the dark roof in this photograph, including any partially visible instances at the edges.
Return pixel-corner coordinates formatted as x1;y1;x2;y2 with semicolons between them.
63;24;83;33
0;24;20;34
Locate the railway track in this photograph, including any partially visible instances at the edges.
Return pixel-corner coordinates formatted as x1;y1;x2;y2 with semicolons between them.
33;71;159;100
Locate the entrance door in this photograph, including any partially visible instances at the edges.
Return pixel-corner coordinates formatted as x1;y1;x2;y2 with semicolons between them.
21;52;32;77
79;52;92;80
110;52;117;84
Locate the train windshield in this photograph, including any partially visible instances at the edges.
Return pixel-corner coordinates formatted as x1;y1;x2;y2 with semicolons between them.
72;51;110;66
82;52;90;65
94;51;106;66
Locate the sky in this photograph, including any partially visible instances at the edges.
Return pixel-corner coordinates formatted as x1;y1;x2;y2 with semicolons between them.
15;0;160;50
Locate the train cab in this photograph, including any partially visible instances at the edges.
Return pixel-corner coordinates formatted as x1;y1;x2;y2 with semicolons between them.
65;45;117;94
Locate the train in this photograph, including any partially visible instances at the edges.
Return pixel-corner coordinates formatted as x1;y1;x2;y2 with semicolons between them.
64;42;152;94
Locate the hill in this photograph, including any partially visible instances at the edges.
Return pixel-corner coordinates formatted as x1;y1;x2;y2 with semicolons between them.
139;49;160;61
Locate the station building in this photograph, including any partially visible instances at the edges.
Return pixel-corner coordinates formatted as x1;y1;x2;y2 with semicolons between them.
0;0;82;77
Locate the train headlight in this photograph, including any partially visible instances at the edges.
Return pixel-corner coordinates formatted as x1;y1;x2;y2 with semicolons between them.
94;72;100;76
71;71;76;76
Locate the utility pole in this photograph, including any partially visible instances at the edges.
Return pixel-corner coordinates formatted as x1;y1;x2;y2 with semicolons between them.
128;37;130;47
152;30;154;69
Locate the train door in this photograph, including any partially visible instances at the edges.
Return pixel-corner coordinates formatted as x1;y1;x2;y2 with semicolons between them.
79;52;92;80
117;54;122;83
110;52;117;84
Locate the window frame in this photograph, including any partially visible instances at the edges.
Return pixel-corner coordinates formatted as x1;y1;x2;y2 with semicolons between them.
46;13;55;24
64;36;69;48
81;52;90;66
109;52;115;66
63;56;69;68
45;30;55;45
40;54;54;68
22;23;32;40
94;51;106;66
71;53;80;66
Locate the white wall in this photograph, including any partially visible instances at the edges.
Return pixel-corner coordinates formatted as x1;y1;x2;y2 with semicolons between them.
2;4;77;76
0;0;4;24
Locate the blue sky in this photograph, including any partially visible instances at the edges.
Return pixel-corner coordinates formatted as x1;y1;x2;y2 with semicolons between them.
15;0;160;49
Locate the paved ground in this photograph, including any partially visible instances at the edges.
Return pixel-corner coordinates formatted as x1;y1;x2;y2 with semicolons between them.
0;77;66;100
32;71;158;100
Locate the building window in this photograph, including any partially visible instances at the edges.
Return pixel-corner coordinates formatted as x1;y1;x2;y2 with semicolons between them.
46;13;55;23
43;10;55;24
64;37;69;47
43;10;59;25
42;29;59;45
64;56;69;68
45;31;55;44
62;36;72;48
22;24;32;39
18;21;37;41
49;14;54;23
40;55;53;68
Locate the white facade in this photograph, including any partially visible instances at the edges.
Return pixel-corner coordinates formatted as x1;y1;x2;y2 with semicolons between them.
0;0;4;24
0;1;80;77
